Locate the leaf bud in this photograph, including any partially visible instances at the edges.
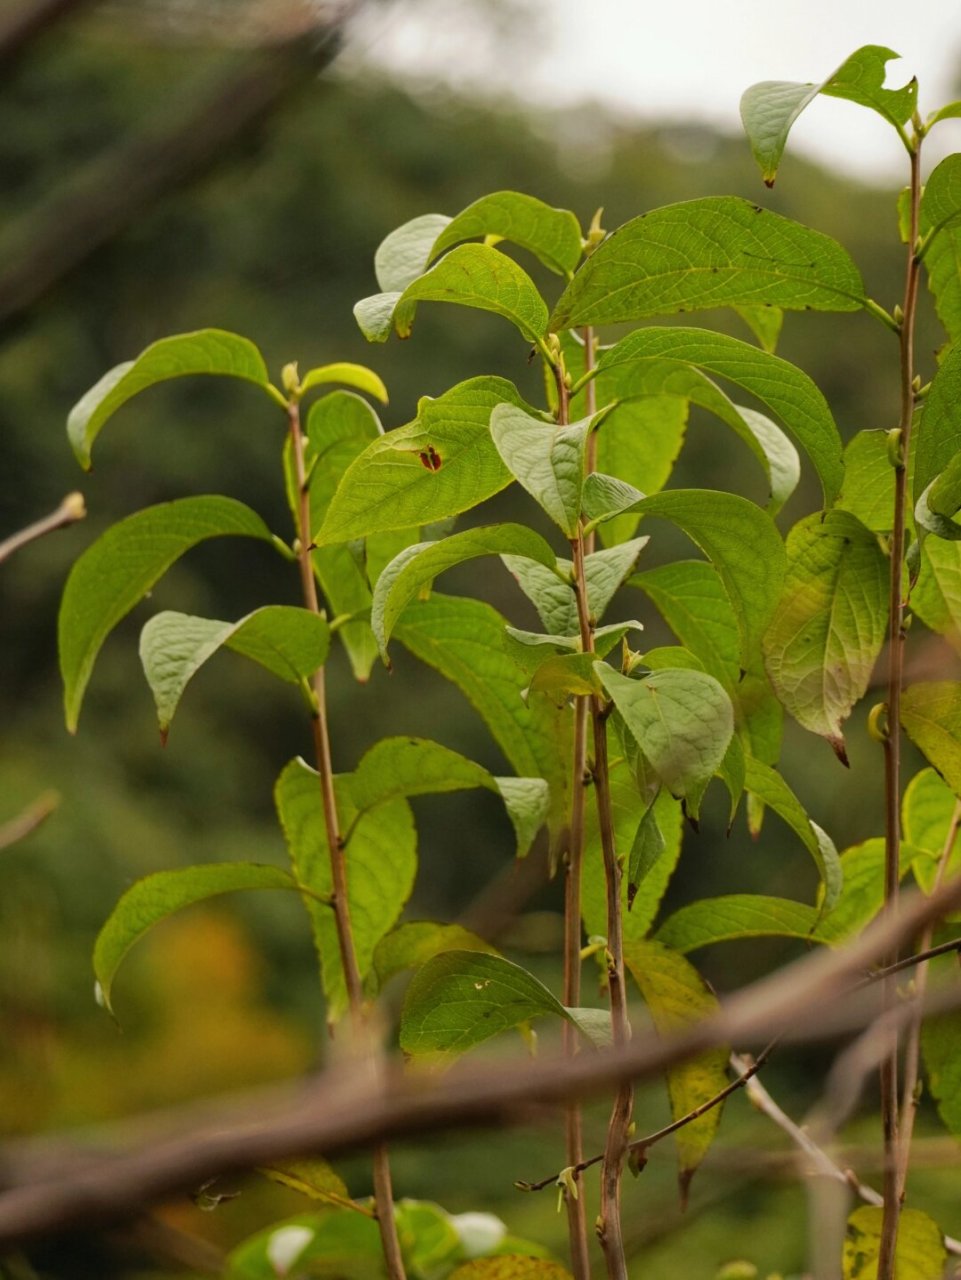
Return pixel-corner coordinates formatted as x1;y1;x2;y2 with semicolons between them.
282;361;301;396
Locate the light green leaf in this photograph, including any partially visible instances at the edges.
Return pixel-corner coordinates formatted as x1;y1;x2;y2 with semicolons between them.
842;1206;945;1280
902;682;961;797
449;1259;573;1280
431;191;583;276
526;653;603;702
399;951;601;1061
349;737;548;858
275;759;416;1022
917;448;961;542
903;767;961;898
623;940;730;1188
913;536;961;652
375;213;452;292
915;345;961;505
354;290;402;343
396;1201;464;1277
258;1160;350;1208
503;538;647;636
762;510;888;761
384;243;549;342
920;155;961;257
838;429;912;533
813;838;922;945
656;895;818;953
744;757;842;910
593;327;843;505
597;666;733;804
373;922;495;990
298;362;388;403
372;524;557;659
67;329;276;469
631;560;739;690
394;595;572;852
582;768;683;941
490;404;595;537
734;303;783;352
550;198;865;330
59;496;275;733
139;607;329;739
94;862;299;1015
741;47;915;186
317;377;536;543
228;1211;385;1280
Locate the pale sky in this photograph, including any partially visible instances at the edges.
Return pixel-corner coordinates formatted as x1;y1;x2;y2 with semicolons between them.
346;0;961;182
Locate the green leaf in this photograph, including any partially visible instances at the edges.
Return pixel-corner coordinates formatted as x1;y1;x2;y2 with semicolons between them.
526;652;603;702
490;404;596;537
631;560;739;690
734;303;783;352
744;757;842;910
902;682;961;797
228;1211;384;1280
298;362;388;403
623;940;730;1189
399;951;599;1061
922;979;961;1142
594;327;843;506
67;329;276;469
741;47;915;186
762;510;888;761
375;213;452;292
656;895;818;953
842;1206;945;1280
449;1260;573;1280
394;595;572;852
917;448;961;542
582;770;683;942
813;838;922;945
317;378;536;543
372;922;495;990
592;400;688;545
258;1160;350;1208
920;154;961;256
838;429;913;533
93;862;299;1015
396;1201;466;1277
596;666;734;805
349;737;549;858
549;198;865;330
913;536;961;652
915;345;961;505
503;538;647;636
275;759;416;1022
379;243;549;342
371;524;557;659
431;191;583;276
59;496;275;732
627;800;665;909
904;768;961;898
354;291;402;343
139;607;329;739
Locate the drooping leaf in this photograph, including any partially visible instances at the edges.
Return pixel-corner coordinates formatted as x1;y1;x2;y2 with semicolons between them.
59;496;275;732
139;606;329;738
902;682;961;797
744;757;842;910
916;448;961;542
317;378;537;543
93;863;299;1015
67;329;277;469
490;404;596;537
656;895;818;953
593;326;844;505
374;213;452;292
399;951;604;1061
813;838;923;945
449;1260;573;1280
912;536;961;651
258;1160;350;1208
734;303;783;352
762;510;888;761
914;345;961;506
842;1206;945;1280
275;759;416;1022
582;768;683;942
394;595;572;850
360;243;549;343
741;47;916;186
349;737;549;858
373;922;495;991
372;525;557;659
503;538;647;637
431;191;583;276
596;665;734;807
623;939;730;1190
297;362;388;403
549;198;865;330
627;800;665;909
227;1211;385;1280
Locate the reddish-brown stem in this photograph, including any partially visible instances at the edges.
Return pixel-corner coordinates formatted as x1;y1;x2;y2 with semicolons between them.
288;402;407;1280
0;492;85;566
877;136;923;1280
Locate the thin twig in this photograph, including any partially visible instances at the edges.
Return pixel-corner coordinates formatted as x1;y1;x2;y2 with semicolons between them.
0;493;84;566
0;791;59;852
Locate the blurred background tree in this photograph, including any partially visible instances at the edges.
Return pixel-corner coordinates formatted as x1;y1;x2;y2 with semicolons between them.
2;3;960;1276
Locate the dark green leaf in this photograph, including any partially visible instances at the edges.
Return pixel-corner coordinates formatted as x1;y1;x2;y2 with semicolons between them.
550;198;864;329
744;757;841;910
656;895;818;953
627;800;665;909
503;538;647;636
431;191;583;276
59;496;275;732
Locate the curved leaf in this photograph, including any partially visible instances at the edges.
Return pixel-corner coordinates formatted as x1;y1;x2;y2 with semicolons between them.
431;191;583;276
550;198;865;330
59;496;275;732
317;377;536;543
744;757;842;910
504;538;647;637
68;329;276;469
372;524;557;659
914;344;961;507
490;404;598;537
140;606;329;739
375;213;452;292
762;510;888;761
813;838;923;945
373;922;495;990
94;862;298;1015
902;682;961;797
298;362;388;403
913;536;961;652
656;895;818;953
